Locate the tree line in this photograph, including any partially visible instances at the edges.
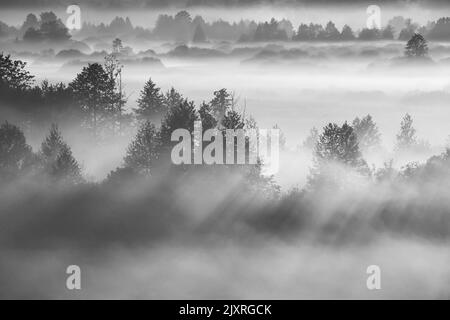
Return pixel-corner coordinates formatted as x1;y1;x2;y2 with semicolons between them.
3;11;450;44
0;48;447;197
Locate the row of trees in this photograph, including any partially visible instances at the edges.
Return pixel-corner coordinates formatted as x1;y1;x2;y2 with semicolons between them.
2;10;449;44
0;49;442;195
1;45;246;141
0;63;445;201
305;111;442;192
304;113;430;155
0;106;441;194
0;51;126;138
22;12;71;42
1;50;277;191
0;122;82;183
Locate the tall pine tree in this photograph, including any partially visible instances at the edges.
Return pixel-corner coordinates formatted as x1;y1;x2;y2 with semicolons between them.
134;78;166;122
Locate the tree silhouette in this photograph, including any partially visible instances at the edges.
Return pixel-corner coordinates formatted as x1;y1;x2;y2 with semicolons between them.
134;78;166;122
315;122;365;167
308;122;369;190
40;124;82;183
352;115;381;151
23;11;71;42
124;121;160;174
294;23;313;41
396;113;417;151
381;25;395;40
104;50;126;136
340;25;355;40
221;110;244;129
112;38;123;54
253;18;288;41
192;24;207;43
69;63;118;138
0;53;34;90
20;13;39;35
324;21;340;41
398;19;418;41
428;17;450;40
0;122;32;178
199;102;217;131
405;33;428;58
160;99;199;146
210;88;232;123
164;87;184;111
358;28;380;41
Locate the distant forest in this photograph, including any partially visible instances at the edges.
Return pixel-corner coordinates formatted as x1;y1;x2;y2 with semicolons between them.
4;10;450;43
2;49;450;245
0;0;448;9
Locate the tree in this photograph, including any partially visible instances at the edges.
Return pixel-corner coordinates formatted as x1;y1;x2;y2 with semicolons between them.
134;78;166;122
174;10;192;42
315;122;365;168
40;124;82;183
428;17;450;40
210;88;232;123
340;25;355;40
405;33;428;58
124;121;160;174
398;19;418;41
395;113;417;151
160;99;199;146
164;87;184;111
221;110;244;130
0;122;32;178
23;27;43;42
352;115;381;151
358;28;380;40
381;25;395;40
69;63;118;138
199;102;217;131
308;122;369;189
23;12;71;42
0;53;34;90
104;51;126;136
324;21;340;41
40;12;58;24
20;13;39;35
40;19;71;41
253;18;288;41
387;16;407;37
294;23;313;41
39;80;81;126
192;24;207;43
112;38;123;54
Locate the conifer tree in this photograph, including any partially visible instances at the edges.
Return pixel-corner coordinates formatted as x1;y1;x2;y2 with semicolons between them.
135;78;166;122
124;121;160;175
41;124;82;183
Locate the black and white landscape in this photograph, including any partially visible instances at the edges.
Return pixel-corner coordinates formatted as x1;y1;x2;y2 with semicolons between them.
0;0;449;299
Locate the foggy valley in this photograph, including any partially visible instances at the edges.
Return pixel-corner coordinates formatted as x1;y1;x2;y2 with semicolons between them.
0;0;449;299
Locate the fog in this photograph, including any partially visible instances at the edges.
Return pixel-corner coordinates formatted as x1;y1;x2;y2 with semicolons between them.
4;3;450;29
1;4;450;300
20;41;450;186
